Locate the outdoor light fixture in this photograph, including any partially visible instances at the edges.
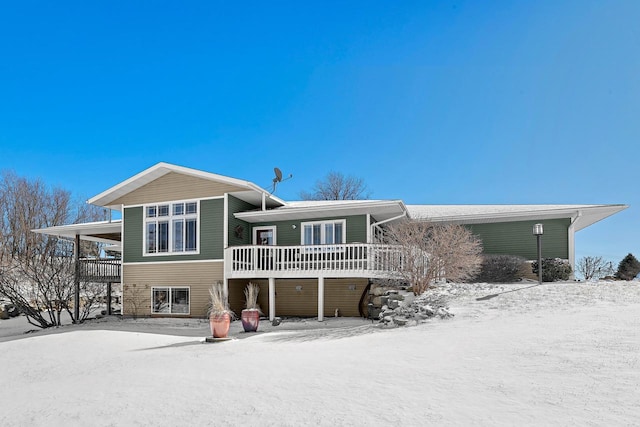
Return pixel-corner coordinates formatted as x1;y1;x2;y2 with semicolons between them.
533;224;544;236
533;223;543;284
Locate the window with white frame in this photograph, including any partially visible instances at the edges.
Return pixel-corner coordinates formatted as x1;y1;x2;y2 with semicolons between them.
145;201;198;255
301;220;345;245
152;287;190;314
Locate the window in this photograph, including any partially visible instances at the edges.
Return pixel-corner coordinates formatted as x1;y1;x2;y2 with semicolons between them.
152;287;190;314
145;201;198;255
301;220;345;245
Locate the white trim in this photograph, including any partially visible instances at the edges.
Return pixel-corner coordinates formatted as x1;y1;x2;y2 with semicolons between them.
120;204;125;315
223;194;229;284
407;204;627;230
366;214;371;243
122;195;224;210
300;219;346;245
235;199;407;223
124;259;224;266
268;277;276;321
223;194;229;249
253;226;277;245
143;200;200;257
568;212;581;279
88;162;286;210
318;276;324;322
150;286;191;316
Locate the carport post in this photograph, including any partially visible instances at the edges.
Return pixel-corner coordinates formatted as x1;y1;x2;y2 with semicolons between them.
74;234;80;322
106;282;112;315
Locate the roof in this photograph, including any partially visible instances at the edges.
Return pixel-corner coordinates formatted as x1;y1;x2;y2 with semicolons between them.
406;204;628;231
88;162;286;210
32;220;122;244
235;199;408;223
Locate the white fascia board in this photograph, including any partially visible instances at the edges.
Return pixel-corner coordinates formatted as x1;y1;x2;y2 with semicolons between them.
87;162;286;210
234;200;406;222
571;205;628;231
407;204;628;229
32;220;122;243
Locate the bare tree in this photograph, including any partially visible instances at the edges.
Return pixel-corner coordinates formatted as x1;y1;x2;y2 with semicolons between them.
125;283;150;319
383;221;483;295
576;256;615;281
299;171;370;200
0;171;106;328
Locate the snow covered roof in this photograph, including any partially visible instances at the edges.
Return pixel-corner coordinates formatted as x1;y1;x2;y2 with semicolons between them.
32;220;122;244
235;199;408;223
88;162;285;210
406;204;628;231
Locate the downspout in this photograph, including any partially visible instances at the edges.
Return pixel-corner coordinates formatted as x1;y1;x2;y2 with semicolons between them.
568;211;581;280
120;204;124;316
369;212;407;243
223;194;229;302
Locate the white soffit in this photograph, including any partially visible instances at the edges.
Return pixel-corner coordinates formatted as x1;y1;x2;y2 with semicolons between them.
406;204;628;231
235;200;407;223
32;220;122;244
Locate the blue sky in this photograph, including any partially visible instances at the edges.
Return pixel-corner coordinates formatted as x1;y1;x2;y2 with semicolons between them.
1;1;638;263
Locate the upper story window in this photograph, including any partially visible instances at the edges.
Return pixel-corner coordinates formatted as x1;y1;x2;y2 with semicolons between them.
301;220;345;245
145;201;198;255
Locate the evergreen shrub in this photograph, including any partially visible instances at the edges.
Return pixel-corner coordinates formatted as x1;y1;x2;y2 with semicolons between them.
475;254;527;283
615;253;640;281
531;258;572;282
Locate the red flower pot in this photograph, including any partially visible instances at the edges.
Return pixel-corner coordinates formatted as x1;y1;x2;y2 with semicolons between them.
210;313;231;338
241;309;260;332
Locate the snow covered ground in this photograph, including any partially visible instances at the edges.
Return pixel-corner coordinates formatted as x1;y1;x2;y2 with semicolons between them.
1;281;639;426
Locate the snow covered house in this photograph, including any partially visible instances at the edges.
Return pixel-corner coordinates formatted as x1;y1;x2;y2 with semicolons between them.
34;163;626;320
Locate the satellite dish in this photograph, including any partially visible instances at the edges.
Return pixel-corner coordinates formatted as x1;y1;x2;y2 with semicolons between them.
270;167;292;194
273;167;283;183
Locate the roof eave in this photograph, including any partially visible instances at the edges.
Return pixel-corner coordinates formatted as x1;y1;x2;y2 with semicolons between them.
87;162;286;210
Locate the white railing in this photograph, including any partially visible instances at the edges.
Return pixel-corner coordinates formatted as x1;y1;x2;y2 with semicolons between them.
225;243;403;278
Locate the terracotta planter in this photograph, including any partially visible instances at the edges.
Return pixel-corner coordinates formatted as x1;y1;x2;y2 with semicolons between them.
241;309;260;332
209;313;231;338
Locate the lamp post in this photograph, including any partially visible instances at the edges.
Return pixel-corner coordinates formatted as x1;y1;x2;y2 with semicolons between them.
533;223;544;284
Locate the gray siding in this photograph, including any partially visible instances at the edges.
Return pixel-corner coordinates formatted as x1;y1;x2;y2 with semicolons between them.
466;218;570;260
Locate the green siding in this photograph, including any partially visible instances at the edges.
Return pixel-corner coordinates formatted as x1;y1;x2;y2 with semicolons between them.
227;195;255;247
466;218;569;260
123;199;224;262
247;215;368;246
123;207;143;262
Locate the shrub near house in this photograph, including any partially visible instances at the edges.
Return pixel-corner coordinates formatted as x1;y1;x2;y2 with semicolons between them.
532;258;573;282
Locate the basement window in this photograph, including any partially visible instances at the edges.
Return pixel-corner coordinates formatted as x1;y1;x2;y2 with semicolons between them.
152;287;190;315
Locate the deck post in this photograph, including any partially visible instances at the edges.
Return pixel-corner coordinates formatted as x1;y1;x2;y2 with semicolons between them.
318;276;324;321
106;282;112;315
74;234;80;322
268;277;276;321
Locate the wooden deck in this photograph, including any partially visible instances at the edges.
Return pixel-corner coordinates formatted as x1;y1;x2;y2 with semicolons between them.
78;258;121;282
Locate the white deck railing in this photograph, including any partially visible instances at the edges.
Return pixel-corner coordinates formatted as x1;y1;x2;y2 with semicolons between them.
225;243;403;278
